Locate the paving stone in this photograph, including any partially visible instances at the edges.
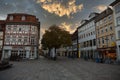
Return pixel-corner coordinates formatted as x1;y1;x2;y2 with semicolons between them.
0;57;120;80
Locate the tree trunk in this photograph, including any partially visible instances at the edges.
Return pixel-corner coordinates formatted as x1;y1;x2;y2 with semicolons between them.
48;48;51;57
55;48;56;55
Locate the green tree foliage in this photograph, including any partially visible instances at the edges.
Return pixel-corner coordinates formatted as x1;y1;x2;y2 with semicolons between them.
41;25;72;50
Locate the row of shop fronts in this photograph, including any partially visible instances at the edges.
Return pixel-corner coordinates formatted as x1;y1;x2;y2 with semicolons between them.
55;37;117;63
57;47;116;63
43;45;116;63
77;45;116;64
2;46;37;61
57;50;78;58
80;50;97;59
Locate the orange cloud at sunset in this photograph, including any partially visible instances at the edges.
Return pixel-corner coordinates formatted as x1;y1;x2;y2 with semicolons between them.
60;22;80;34
95;5;107;12
37;0;83;17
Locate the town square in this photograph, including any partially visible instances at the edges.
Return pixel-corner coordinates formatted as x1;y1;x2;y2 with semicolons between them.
0;0;120;80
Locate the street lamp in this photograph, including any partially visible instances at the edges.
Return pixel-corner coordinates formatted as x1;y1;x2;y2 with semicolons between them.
105;37;109;58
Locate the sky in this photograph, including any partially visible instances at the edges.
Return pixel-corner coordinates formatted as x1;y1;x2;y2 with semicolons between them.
0;0;115;41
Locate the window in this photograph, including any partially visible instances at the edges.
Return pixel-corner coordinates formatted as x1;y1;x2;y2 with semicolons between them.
103;18;106;23
12;38;16;45
96;22;99;26
18;36;22;42
110;26;112;30
87;41;89;46
19;28;21;31
108;15;112;20
98;38;100;44
13;27;17;31
105;37;109;47
6;35;10;38
116;17;120;26
115;4;120;13
89;33;90;36
100;20;102;24
7;26;11;31
105;28;108;32
90;23;92;27
24;37;28;45
93;31;95;34
91;32;93;35
31;37;35;45
9;16;13;20
111;35;115;41
18;39;21;42
102;38;104;44
21;16;26;21
6;38;10;42
101;29;104;33
24;37;27;42
19;51;26;58
118;30;120;39
93;39;96;46
90;40;92;46
31;26;35;31
12;38;16;42
0;32;3;39
98;30;99;34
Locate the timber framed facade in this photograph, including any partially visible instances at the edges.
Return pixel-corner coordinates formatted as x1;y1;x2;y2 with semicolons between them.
1;13;40;60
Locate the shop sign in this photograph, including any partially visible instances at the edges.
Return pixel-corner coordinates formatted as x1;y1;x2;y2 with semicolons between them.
111;42;116;47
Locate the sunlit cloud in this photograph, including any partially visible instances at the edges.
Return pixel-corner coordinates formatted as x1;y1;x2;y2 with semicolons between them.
41;27;46;35
94;5;107;12
59;22;80;34
37;0;83;18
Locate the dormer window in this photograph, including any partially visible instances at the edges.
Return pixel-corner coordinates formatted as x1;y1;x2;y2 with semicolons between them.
9;16;13;20
21;16;26;21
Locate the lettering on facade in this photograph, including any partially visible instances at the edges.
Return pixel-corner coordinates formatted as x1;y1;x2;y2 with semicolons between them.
12;46;25;50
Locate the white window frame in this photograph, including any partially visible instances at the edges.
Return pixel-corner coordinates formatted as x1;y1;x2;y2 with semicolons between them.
21;16;26;21
9;16;13;20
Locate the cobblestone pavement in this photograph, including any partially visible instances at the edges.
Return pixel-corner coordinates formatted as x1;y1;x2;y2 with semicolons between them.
0;57;120;80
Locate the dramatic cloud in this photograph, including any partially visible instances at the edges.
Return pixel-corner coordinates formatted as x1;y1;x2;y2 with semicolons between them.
37;0;83;17
60;22;80;34
94;5;107;12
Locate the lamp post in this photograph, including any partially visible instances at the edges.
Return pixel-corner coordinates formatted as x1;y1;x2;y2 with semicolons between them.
105;37;109;59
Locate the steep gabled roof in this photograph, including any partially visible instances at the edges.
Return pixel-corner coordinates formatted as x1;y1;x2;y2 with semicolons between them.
95;8;113;22
110;0;120;6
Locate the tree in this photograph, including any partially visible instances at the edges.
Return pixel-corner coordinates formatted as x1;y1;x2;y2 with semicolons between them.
41;25;72;56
